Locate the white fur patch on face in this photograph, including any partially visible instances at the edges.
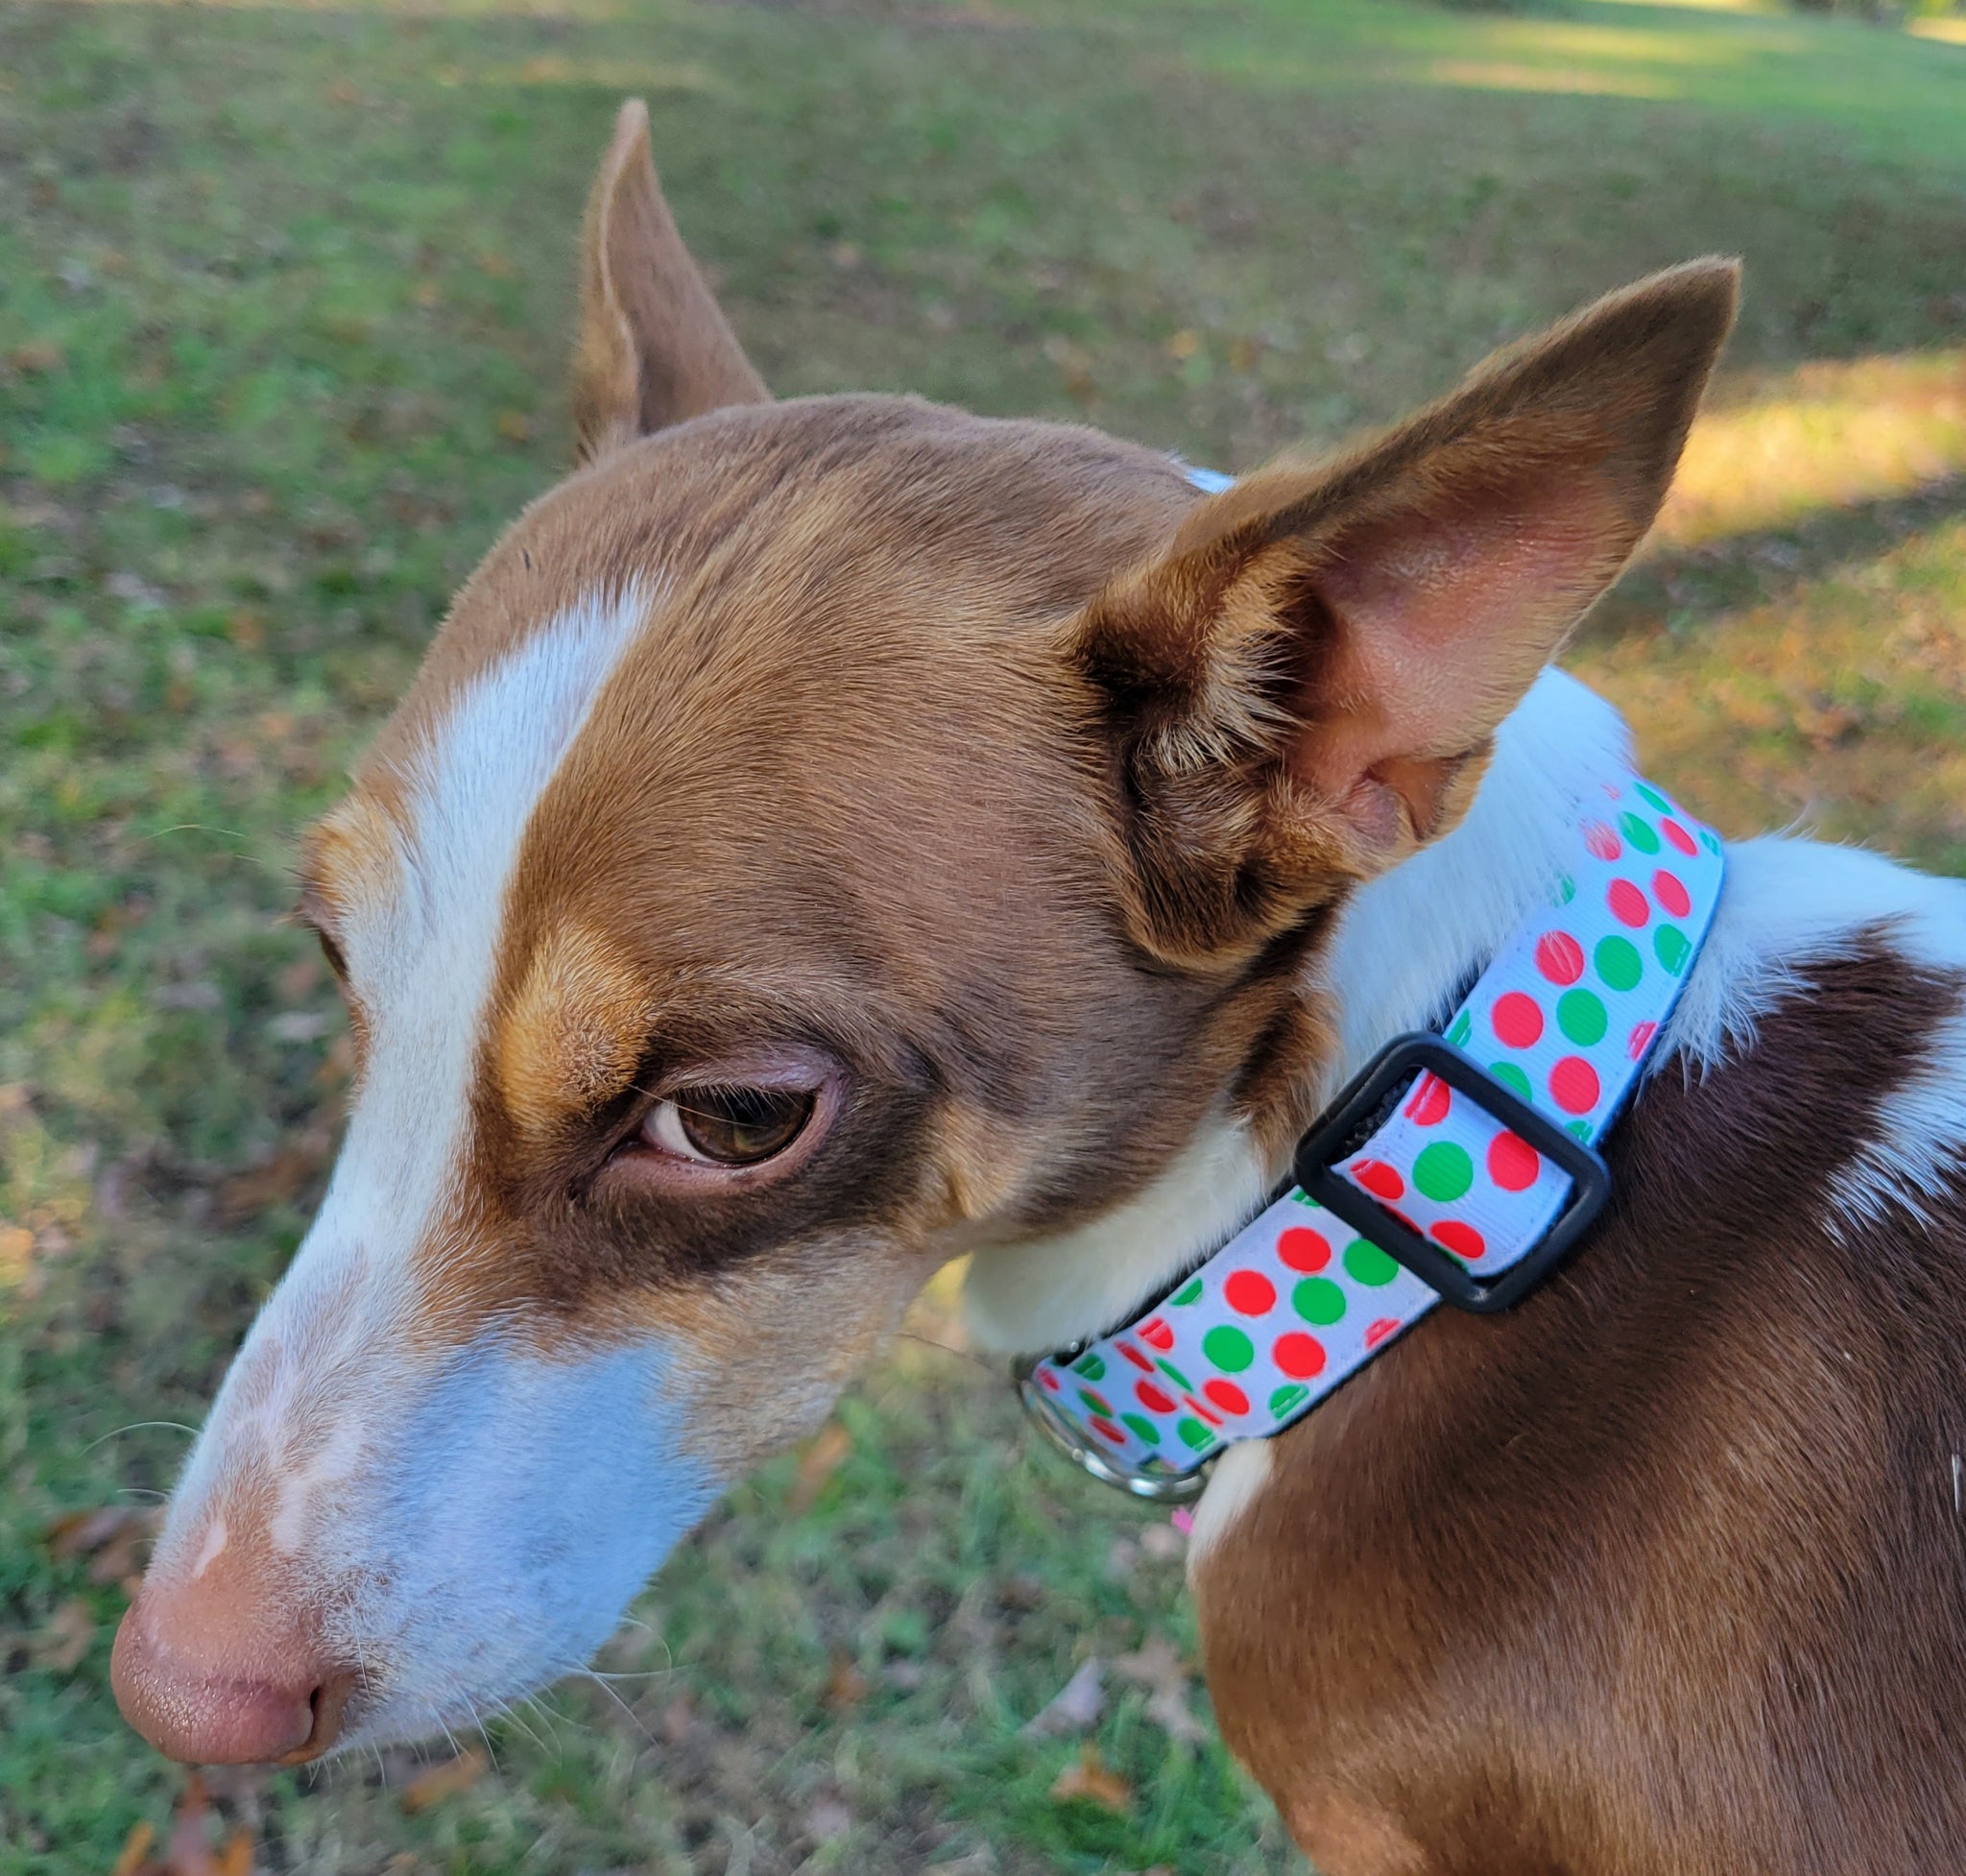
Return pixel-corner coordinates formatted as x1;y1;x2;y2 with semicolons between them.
328;1337;718;1749
147;585;721;1740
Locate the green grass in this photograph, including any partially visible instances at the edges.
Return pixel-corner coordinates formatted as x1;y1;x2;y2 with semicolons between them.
4;0;1965;1868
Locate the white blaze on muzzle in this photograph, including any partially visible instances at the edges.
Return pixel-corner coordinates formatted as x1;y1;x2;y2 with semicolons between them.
148;585;730;1743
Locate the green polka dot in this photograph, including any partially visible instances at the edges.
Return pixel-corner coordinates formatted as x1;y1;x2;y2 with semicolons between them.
1343;1240;1400;1287
1412;1141;1474;1203
1619;810;1661;854
1488;1061;1532;1101
1290;1190;1321;1209
1553;874;1576;907
1269;1383;1309;1417
1202;1325;1255;1373
1595;935;1643;993
1700;827;1722;855
1078;1388;1112;1415
1176;1417;1213;1452
1071;1354;1106;1382
1557;988;1608;1046
1156;1358;1194;1392
1169;1278;1204;1307
1121;1413;1162;1445
1293;1277;1347;1325
1567;1119;1593;1142
1654;924;1690;974
1636;782;1672;813
1447;1010;1474;1047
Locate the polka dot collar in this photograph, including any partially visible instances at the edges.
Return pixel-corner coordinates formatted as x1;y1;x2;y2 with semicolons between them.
1019;769;1726;1502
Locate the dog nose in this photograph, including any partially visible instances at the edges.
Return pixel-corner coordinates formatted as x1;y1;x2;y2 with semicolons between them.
111;1560;352;1765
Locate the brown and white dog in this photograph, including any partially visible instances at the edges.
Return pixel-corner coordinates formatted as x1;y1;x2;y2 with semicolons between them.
113;102;1966;1873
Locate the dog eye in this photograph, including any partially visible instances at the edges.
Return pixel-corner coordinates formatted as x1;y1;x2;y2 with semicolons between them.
643;1086;816;1166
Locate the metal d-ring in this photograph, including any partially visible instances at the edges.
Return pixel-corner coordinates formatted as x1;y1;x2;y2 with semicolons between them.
1014;1356;1215;1505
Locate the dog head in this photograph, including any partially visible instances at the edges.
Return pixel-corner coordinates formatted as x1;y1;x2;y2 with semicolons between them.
112;101;1734;1763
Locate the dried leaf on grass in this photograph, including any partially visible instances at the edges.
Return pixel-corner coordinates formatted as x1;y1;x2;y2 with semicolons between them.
1115;1634;1208;1745
824;1646;869;1711
32;1597;96;1672
1049;1743;1133;1815
397;1747;490;1814
658;1692;696;1744
1020;1655;1104;1738
788;1421;852;1514
46;1503;161;1587
118;1775;255;1876
109;1822;156;1876
210;1140;329;1226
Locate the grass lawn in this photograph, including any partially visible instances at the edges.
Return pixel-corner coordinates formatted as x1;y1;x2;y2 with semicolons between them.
3;0;1965;1869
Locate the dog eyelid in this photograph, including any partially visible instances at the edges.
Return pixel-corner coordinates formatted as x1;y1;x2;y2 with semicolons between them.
291;887;351;986
642;1085;816;1166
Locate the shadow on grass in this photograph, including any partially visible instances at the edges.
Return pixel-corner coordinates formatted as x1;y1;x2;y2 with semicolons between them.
1588;469;1966;647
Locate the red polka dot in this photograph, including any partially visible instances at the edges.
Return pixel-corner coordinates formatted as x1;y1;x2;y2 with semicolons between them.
1663;818;1698;855
1136;1380;1176;1414
1431;1219;1486;1261
1550;1055;1600;1115
1535;931;1585;985
1090;1417;1127;1446
1652;869;1691;918
1119;1342;1154;1372
1364;1318;1403;1348
1607;879;1649;927
1203;1379;1250;1416
1493;991;1545;1048
1138;1318;1173;1351
1403;1071;1451;1126
1272;1332;1327;1379
1277;1227;1331;1273
1183;1395;1224;1428
1488;1131;1541;1191
1388;1208;1422;1238
1224;1270;1277;1316
1352;1159;1405;1201
1583;820;1622;861
1040;1369;1061;1392
1627;1020;1657;1060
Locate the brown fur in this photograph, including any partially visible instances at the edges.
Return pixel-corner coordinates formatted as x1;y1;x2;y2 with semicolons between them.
1198;947;1966;1874
126;108;1966;1866
279;116;1752;1768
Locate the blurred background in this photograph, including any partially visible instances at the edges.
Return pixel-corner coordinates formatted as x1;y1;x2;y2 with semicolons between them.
3;0;1964;1869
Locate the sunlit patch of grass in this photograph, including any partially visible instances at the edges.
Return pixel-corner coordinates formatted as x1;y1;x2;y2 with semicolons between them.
1576;513;1966;872
1908;17;1966;48
1423;60;1679;97
1661;349;1966;546
462;55;723;91
1591;0;1780;12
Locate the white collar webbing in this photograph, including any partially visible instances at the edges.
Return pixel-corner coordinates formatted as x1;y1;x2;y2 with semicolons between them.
1020;761;1727;1501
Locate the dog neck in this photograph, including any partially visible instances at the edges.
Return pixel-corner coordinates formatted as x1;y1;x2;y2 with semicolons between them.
961;666;1639;1359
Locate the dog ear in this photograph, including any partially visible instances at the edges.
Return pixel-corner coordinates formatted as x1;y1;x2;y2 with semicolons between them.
1077;258;1738;970
572;99;769;463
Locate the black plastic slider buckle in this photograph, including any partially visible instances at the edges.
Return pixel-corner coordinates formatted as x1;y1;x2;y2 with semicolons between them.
1291;1033;1611;1314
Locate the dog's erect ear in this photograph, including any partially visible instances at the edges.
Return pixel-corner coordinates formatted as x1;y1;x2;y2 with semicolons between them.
572;99;768;463
1077;258;1738;970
